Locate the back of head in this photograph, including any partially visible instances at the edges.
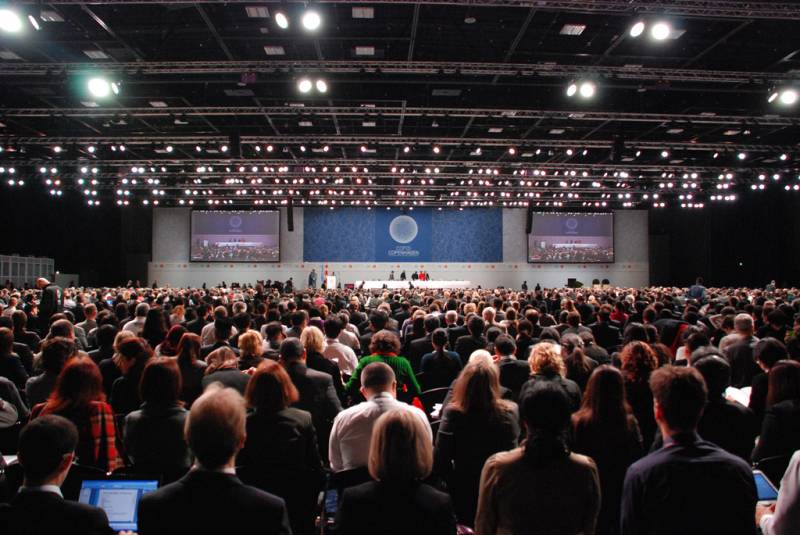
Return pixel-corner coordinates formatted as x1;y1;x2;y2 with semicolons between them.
186;384;246;470
135;302;150;318
451;359;502;415
40;337;75;374
494;334;516;356
423;314;440;334
693;355;731;399
237;330;263;358
139;357;182;407
49;319;74;339
430;328;449;350
323;317;343;339
529;342;565;376
767;360;800;407
96;324;119;349
214;317;233;342
369;310;388;331
369;329;401;356
279;337;306;362
47;356;105;411
361;361;395;393
18;415;78;484
245;360;299;413
368;409;432;482
755;338;789;369
649;365;708;433
300;325;325;354
0;327;13;354
520;381;571;437
468;315;485;336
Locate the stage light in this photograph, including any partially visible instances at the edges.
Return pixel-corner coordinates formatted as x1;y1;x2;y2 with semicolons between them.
579;81;596;98
87;145;96;153
275;12;289;29
300;145;306;152
302;10;321;31
433;146;441;154
323;145;329;152
254;145;261;152
566;83;577;97
266;144;274;152
53;146;62;154
780;89;798;106
0;9;23;33
508;147;516;155
166;145;174;153
27;14;39;31
403;146;411;153
737;152;747;160
629;21;645;38
315;79;328;93
119;144;125;152
220;144;229;152
660;150;669;158
650;21;671;40
780;153;788;161
360;145;368;153
88;77;113;98
298;78;313;93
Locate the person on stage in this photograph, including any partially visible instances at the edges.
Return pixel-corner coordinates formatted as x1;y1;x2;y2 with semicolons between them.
400;271;407;281
412;271;419;281
389;271;395;281
308;269;318;289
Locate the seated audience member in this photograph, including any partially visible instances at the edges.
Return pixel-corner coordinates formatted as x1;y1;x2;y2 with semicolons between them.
0;375;29;423
122;302;149;336
406;314;440;372
110;337;153;415
572;366;643;535
238;360;324;535
154;324;186;357
561;333;598;392
493;334;530;402
347;330;421;401
280;337;342;462
99;330;135;396
580;331;611;365
0;327;28;390
30;357;122;472
725;314;761;388
514;319;536;360
322;317;358;377
621;366;756;535
137;384;291;535
202;347;250;395
174;333;206;407
261;321;286;361
454;316;488;366
752;360;800;462
26;337;75;407
619;341;659;449
237;330;265;371
11;309;41;352
199;306;231;346
475;382;600;535
124;357;191;480
0;415;116;535
749;338;789;422
756;449;800;535
301;325;346;402
690;353;758;461
141;309;168;349
336;410;456;535
87;324;118;364
590;305;622;352
435;359;519;527
521;342;582;411
420;328;463;390
200;318;238;360
330;362;430;473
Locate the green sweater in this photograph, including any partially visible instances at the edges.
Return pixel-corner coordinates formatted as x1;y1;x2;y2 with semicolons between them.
346;354;421;397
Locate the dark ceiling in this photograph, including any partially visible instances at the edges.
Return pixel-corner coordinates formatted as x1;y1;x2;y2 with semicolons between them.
1;0;800;208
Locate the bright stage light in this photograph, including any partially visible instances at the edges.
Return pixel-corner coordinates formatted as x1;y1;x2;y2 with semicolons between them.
88;78;112;98
316;79;328;93
629;21;645;38
298;78;312;93
0;9;23;33
650;22;671;41
566;83;577;97
302;10;321;31
579;81;596;98
780;89;798;105
275;12;289;29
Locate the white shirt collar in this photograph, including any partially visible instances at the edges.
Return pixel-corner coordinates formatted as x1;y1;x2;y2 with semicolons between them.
21;484;63;498
368;391;394;402
195;463;236;475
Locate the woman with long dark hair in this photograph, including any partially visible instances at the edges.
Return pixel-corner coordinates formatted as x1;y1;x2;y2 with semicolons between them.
155;324;186;357
572;366;643;535
174;332;206;407
420;328;462;389
619;341;659;449
561;333;598;393
752;359;800;462
110;337;154;415
434;359;519;527
30;356;122;472
141;308;168;349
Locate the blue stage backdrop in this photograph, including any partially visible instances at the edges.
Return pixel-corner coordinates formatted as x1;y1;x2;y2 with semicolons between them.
303;207;503;262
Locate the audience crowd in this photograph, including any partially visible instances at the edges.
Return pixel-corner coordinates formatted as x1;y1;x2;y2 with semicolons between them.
0;278;798;534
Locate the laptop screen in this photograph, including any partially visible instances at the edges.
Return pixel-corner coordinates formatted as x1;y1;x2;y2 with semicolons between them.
78;479;158;531
753;471;779;501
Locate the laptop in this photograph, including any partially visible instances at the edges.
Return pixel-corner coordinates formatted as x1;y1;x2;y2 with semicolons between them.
78;479;159;532
753;470;779;505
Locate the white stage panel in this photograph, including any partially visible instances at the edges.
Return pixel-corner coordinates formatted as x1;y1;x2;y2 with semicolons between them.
355;280;471;289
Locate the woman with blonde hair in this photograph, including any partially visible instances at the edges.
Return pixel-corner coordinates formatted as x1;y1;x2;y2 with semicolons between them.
435;359;519;526
301;325;345;401
522;342;582;411
337;410;456;534
237;330;265;371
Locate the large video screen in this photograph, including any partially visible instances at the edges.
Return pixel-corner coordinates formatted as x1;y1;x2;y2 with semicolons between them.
527;212;614;263
190;210;280;262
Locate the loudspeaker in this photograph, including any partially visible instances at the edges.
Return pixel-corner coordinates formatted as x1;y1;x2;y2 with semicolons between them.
229;132;241;158
525;205;533;234
287;199;294;232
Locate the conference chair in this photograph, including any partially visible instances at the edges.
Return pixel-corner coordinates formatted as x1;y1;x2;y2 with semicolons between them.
753;454;793;489
418;387;450;421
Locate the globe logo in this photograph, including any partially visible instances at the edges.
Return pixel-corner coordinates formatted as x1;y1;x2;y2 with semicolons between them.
229;215;243;228
565;218;579;230
389;215;418;244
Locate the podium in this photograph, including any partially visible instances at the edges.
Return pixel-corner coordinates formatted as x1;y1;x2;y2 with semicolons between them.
326;275;336;289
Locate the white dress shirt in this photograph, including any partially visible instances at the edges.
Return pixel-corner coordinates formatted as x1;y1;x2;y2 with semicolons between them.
200;322;238;346
328;392;431;473
122;316;146;336
323;338;359;376
338;329;361;353
760;450;800;535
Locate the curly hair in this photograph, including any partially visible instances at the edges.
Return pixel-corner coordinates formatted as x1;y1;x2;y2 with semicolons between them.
529;342;566;377
619;341;659;383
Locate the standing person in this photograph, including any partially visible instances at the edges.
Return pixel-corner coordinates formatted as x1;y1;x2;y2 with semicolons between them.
620;366;757;535
308;269;318;290
572;366;643;535
36;278;63;334
400;271;407;281
389;270;395;281
687;277;707;302
619;341;659;449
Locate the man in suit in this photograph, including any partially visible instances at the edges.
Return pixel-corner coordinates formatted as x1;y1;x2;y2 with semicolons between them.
138;384;291;535
36;278;63;334
185;303;210;336
620;366;756;535
200;318;239;360
280;338;342;462
589;305;622;352
444;310;467;350
359;311;388;356
494;335;531;402
405;314;439;372
454;315;488;365
0;415;116;535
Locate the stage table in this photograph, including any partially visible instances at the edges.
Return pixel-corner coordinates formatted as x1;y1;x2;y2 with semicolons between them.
354;280;471;290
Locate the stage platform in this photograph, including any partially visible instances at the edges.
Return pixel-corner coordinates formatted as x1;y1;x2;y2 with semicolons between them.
354;280;472;290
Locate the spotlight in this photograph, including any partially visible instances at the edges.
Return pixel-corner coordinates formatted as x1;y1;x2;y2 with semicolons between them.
315;79;328;93
323;145;330;152
27;14;40;31
87;78;113;98
780;89;798;106
274;12;289;29
508;147;516;155
737;152;747;160
780;153;788;161
0;9;23;33
360;145;368;153
579;81;596;98
650;21;671;40
660;150;669;158
119;144;125;152
166;145;174;153
566;83;578;97
629;21;645;38
254;145;261;152
53;146;62;154
403;146;411;153
302;10;321;31
300;145;306;152
87;145;96;154
220;144;229;153
298;78;313;93
433;146;441;154
266;144;274;152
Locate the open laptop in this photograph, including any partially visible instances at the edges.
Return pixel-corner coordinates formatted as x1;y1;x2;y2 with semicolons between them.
78;479;158;532
753;470;779;505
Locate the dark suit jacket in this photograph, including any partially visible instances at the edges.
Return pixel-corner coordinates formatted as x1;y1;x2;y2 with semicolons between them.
726;337;760;388
358;331;374;356
406;335;434;372
446;325;468;350
285;361;342;461
589;322;622;352
496;356;531;402
336;481;456;535
520;373;582;411
0;353;28;390
185;317;208;336
752;399;800;462
621;433;756;535
0;489;114;535
201;368;251;396
454;335;488;365
138;470;291;535
12;342;34;375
